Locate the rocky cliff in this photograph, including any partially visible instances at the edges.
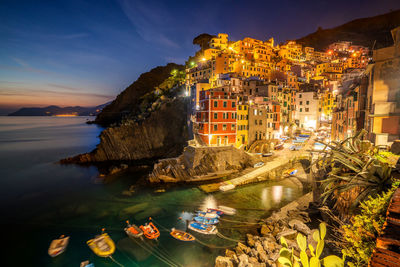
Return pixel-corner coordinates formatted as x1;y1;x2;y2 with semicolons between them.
297;9;400;50
62;96;190;163
149;146;259;183
95;63;184;127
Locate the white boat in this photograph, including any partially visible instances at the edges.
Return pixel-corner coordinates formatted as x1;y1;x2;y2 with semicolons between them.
188;221;218;235
48;235;69;257
196;211;220;219
218;205;237;215
219;183;235;192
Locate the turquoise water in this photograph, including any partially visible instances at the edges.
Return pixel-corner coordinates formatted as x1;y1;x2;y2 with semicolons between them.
0;117;303;267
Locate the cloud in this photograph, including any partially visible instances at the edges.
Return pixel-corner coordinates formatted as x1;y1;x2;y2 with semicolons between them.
117;0;180;49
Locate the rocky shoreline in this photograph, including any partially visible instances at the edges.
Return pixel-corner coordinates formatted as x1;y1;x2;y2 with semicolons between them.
215;192;315;267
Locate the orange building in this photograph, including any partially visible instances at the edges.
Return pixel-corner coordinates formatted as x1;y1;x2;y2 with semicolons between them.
196;90;237;146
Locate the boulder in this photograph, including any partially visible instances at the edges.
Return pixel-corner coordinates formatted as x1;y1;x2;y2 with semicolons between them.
247;233;256;247
225;249;236;258
260;224;274;236
288;219;311;235
236;242;250;255
238;254;249;267
276;229;297;241
215;256;234;267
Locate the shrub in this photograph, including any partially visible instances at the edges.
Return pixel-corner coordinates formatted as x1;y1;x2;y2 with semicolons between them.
341;181;399;266
279;222;344;267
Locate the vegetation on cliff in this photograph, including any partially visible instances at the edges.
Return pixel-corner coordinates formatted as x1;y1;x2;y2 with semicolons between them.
297;9;400;50
95;63;184;127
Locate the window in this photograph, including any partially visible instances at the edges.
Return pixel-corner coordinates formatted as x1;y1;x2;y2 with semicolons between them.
306;101;309;105
300;108;303;112
231;124;235;130
259;120;262;125
238;105;242;110
223;113;226;119
232;113;235;119
223;124;227;131
232;102;236;108
305;108;309;112
299;94;302;98
214;113;218;119
300;101;303;105
214;101;218;107
255;120;258;125
214;125;218;131
223;101;227;108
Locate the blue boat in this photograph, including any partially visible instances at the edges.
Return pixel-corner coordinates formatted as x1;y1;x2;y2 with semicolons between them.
194;216;219;225
196;211;220;219
188;222;218;235
206;208;224;216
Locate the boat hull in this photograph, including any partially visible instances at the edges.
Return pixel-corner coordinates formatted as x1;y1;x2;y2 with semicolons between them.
170;228;196;241
194;216;219;225
87;233;115;258
218;205;237;215
48;236;69;257
188;222;218;235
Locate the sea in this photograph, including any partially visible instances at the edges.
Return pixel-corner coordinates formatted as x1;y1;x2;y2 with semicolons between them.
0;116;304;267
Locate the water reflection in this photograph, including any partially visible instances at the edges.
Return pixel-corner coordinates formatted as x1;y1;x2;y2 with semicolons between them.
200;195;217;211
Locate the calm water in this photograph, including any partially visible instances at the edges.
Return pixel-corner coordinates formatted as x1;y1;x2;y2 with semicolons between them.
0;116;303;267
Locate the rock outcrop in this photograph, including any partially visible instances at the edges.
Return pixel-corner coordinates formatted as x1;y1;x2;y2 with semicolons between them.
62;97;190;163
149;146;259;183
215;193;314;267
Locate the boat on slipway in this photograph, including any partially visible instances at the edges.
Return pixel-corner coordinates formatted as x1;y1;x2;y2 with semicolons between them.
194;216;219;225
48;235;69;257
219;182;235;192
170;228;196;241
87;232;115;258
140;222;160;240
188;221;218;235
285;168;298;176
218;205;237;215
196;211;220;219
124;220;143;239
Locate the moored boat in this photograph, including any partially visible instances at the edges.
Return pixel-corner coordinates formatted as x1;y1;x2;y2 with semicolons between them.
218;205;237;215
206;208;224;216
196;211;220;219
219;183;235;192
285;168;298;176
48;235;69;257
194;216;219;225
188;221;218;235
87;232;115;258
140;222;160;240
124;220;143;238
170;228;195;241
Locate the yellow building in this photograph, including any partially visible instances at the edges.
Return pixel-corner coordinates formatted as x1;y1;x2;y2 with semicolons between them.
236;103;249;149
321;90;335;121
210;33;229;50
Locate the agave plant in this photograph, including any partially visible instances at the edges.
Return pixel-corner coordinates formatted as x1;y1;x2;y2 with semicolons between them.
312;130;393;213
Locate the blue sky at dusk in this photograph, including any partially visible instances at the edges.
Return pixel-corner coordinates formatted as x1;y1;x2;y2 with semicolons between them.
1;0;400;113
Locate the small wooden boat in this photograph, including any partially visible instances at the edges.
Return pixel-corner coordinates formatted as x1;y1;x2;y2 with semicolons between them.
170;228;195;241
219;182;235;192
140;222;160;240
48;235;69;257
194;216;219;225
188;221;218;235
80;261;95;267
124;220;143;238
218;205;237;215
196;211;220;219
285;168;298;176
207;208;224;216
87;232;115;258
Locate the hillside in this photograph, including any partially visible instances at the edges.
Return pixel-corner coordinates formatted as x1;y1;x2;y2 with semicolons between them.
8;103;109;116
94;63;184;126
297;9;400;51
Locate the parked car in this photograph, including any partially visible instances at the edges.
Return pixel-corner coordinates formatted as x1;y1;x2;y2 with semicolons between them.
253;162;265;168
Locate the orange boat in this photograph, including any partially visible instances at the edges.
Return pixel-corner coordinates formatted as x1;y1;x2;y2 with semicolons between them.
170;228;195;242
140;222;160;240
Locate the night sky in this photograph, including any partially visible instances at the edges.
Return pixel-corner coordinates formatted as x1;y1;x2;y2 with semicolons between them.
1;0;400;113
